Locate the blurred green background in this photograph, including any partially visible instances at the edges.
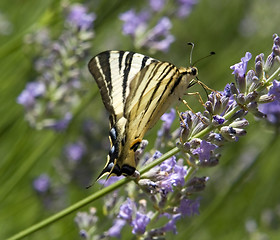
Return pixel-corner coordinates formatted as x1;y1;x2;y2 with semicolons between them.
1;0;280;239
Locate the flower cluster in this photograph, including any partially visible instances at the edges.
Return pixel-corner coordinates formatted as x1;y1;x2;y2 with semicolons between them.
119;0;198;52
175;34;280;170
17;4;95;131
74;34;280;239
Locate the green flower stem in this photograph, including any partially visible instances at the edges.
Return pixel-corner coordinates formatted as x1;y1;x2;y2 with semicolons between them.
7;177;130;240
7;146;178;240
258;66;280;92
264;66;280;85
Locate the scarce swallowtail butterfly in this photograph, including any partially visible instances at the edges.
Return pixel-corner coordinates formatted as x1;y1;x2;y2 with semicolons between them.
88;50;198;181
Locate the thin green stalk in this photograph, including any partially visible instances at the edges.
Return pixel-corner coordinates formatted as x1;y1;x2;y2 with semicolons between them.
7;177;130;240
6;145;178;240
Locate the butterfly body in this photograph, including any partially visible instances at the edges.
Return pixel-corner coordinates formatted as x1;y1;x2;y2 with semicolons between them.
88;51;197;180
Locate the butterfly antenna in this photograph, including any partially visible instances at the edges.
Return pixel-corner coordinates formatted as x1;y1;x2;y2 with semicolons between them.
192;51;215;66
187;42;195;66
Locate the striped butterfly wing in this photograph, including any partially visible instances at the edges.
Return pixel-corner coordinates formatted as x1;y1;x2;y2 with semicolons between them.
88;51;158;126
88;51;159;179
119;62;196;171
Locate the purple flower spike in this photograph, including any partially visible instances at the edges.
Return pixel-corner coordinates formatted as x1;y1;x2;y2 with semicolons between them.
145;17;175;52
259;80;280;125
118;198;135;221
268;80;280;101
132;212;150;235
107;219;126;238
17;82;45;108
33;174;50;193
149;0;166;12
161;108;176;131
177;0;197;18
67;4;96;29
48;112;72;132
192;140;217;162
65;142;86;162
230;52;252;77
119;10;149;36
179;198;200;217
161;213;181;234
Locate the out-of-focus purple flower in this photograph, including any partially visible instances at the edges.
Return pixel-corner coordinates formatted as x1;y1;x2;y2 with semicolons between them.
99;175;124;187
119;10;149;36
145;17;175;52
65;142;86;162
33;174;50;193
192;140;217;162
179;198;200;217
48;112;72;131
67;4;96;29
259;80;280;125
131;212;151;235
153;150;163;159
161;213;181;234
177;0;197;18
149;0;166;11
75;208;98;239
118;198;135;221
17;82;45;108
268;80;280;100
107;219;126;238
161;108;176;131
230;52;252;77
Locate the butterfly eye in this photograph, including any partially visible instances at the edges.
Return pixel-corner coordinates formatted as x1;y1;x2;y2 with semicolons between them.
191;67;197;76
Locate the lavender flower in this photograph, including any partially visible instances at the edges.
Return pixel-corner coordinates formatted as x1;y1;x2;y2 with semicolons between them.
161;213;181;234
65;141;86;162
131;212;151;235
33;174;50;193
118;198;135;221
107;219;126;238
75;208;98;239
106;198;150;238
259;80;280;125
17;82;46;108
140;17;175;52
191;140;218;164
46;113;73;132
177;0;198;18
67;4;96;30
119;0;197;52
149;0;166;12
17;3;95;130
119;10;149;36
179;198;200;216
230;52;252;77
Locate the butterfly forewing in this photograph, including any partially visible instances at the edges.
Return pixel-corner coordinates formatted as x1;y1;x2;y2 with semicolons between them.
124;62;180;139
88;51;158;123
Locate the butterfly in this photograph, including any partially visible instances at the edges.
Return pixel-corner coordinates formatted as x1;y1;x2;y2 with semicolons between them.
88;50;198;180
